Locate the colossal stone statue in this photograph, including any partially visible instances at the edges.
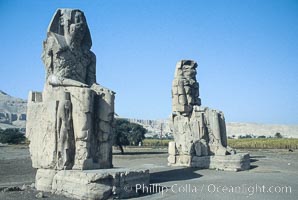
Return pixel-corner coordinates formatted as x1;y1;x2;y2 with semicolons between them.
169;60;250;171
26;9;115;171
25;9;150;199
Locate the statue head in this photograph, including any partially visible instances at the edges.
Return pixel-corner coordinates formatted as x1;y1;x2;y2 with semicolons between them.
172;60;201;115
175;60;197;80
47;9;92;50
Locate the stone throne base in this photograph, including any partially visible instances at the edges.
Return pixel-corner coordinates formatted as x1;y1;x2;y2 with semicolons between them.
35;168;150;200
168;140;250;171
168;153;250;171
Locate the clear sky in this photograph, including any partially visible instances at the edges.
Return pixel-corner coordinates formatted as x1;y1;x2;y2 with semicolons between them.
0;0;297;124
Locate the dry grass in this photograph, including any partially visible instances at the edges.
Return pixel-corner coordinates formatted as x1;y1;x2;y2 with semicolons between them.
143;138;298;149
228;138;298;149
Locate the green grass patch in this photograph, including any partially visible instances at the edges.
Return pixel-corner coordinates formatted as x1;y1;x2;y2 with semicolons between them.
143;138;298;149
228;138;298;149
143;139;173;147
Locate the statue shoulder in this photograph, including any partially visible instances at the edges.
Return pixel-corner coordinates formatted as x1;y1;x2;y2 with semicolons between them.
44;32;68;52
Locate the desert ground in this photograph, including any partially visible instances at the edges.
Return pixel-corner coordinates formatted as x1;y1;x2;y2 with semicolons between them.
0;145;297;200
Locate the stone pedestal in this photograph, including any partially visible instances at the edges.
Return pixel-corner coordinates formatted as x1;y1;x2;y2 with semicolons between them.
36;168;150;200
168;153;250;171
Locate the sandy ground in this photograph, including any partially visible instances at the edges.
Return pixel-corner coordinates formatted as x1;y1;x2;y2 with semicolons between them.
0;145;297;200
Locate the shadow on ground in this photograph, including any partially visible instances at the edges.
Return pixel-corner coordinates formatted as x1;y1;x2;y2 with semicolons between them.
150;167;202;184
113;152;167;155
134;167;202;197
249;155;264;169
250;155;266;159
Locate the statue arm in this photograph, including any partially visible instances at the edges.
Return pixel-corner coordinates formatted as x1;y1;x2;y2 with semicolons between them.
86;52;96;85
48;75;88;87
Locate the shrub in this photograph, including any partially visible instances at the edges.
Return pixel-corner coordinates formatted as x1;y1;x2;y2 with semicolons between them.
114;119;147;153
0;128;26;144
274;132;283;138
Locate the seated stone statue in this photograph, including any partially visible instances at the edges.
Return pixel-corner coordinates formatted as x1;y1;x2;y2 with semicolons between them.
26;9;115;170
170;60;234;165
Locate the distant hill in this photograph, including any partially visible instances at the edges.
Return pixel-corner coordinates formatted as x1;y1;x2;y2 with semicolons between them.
123;118;173;138
226;122;298;138
0;90;27;130
124;119;298;139
0;90;297;138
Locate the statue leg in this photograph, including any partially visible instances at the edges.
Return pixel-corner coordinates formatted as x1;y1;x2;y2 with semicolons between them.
218;112;227;147
68;87;94;170
92;84;115;168
206;109;227;155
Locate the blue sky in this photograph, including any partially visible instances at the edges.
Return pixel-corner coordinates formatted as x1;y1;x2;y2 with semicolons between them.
0;0;297;124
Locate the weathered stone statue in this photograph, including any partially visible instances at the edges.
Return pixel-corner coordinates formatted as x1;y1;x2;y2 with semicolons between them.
168;60;250;171
26;9;149;199
27;9;114;170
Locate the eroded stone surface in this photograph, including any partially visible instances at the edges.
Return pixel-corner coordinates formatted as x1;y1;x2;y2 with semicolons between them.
35;168;150;200
169;60;250;170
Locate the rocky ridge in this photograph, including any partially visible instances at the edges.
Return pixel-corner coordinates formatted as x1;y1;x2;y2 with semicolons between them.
125;119;298;139
0;90;26;130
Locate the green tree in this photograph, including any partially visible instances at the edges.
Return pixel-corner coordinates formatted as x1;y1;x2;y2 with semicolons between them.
127;124;147;145
239;134;252;139
114;119;130;154
274;132;283;138
114;119;147;154
0;128;26;144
